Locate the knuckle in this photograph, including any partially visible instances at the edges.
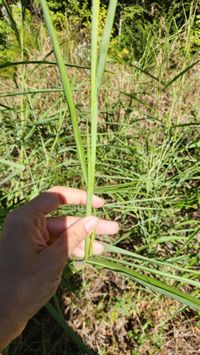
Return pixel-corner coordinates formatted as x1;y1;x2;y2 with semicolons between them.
30;213;42;229
5;208;41;230
79;191;86;205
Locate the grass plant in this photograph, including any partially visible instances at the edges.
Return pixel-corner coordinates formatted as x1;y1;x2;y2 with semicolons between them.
39;0;200;311
0;0;200;352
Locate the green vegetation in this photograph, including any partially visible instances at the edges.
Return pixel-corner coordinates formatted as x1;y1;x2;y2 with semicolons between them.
0;0;200;353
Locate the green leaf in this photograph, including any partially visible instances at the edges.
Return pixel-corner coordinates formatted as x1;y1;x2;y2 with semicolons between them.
87;257;200;311
85;0;118;258
97;0;118;90
40;0;87;183
104;244;200;275
163;60;200;90
0;60;89;70
85;0;100;258
2;0;21;47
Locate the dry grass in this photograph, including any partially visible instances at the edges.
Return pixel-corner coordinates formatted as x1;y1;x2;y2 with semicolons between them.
61;266;200;354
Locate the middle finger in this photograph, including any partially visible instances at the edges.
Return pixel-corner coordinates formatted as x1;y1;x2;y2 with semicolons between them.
47;216;119;238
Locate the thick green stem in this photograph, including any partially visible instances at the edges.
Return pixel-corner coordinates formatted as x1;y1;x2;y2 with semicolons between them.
85;0;100;259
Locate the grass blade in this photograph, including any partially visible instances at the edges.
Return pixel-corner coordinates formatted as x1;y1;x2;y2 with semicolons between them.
163;59;200;90
0;159;25;186
0;88;64;98
2;0;21;47
98;256;200;288
40;0;87;183
85;0;118;257
0;159;24;170
85;0;100;258
87;257;200;311
130;63;165;85
0;60;89;70
0;103;17;111
97;0;118;90
104;244;200;274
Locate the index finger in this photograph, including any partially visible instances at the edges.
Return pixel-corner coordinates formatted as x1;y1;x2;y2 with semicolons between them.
26;186;105;215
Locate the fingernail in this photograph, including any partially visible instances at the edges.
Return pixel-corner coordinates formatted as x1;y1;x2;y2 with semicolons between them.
84;217;99;234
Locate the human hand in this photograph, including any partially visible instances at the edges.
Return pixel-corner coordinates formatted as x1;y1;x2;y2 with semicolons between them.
0;186;119;350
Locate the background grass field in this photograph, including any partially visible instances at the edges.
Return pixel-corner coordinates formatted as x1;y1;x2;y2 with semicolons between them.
0;0;200;353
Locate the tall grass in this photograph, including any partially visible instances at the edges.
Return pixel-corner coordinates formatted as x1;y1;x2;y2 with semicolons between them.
0;1;200;352
38;0;200;311
40;0;118;258
0;3;200;350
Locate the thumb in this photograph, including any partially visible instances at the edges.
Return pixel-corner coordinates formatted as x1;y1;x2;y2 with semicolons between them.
46;216;99;260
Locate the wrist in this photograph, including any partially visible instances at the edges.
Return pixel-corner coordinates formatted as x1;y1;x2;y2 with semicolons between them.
0;261;28;351
0;274;29;351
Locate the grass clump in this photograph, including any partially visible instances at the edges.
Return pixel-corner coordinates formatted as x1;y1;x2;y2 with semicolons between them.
39;0;200;309
0;0;200;353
